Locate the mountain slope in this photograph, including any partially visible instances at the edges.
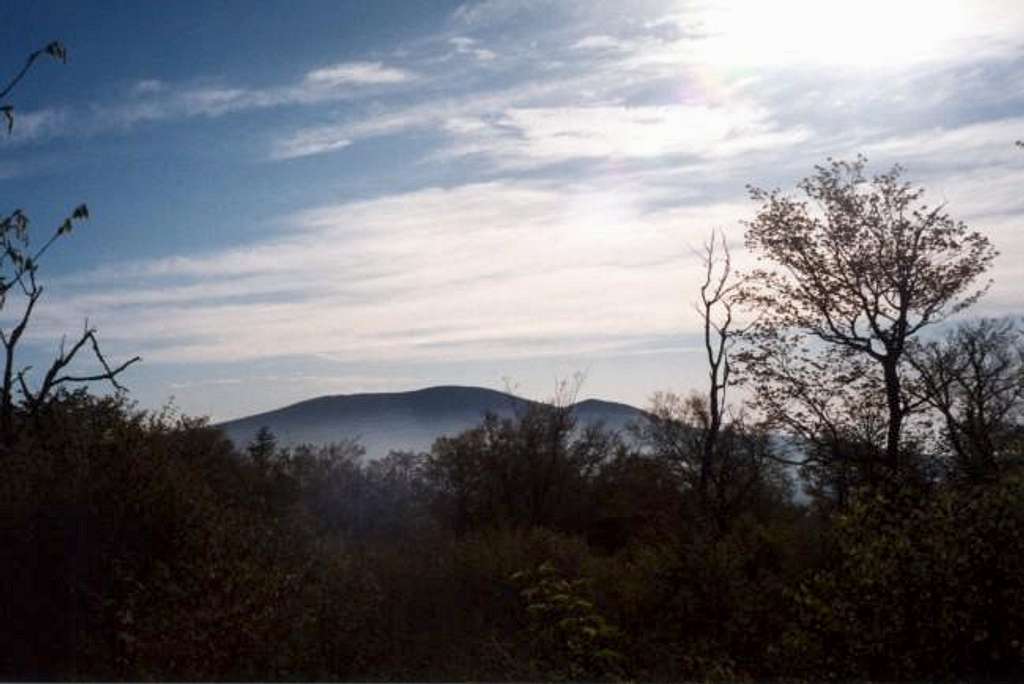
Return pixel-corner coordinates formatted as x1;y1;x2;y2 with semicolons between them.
216;385;646;457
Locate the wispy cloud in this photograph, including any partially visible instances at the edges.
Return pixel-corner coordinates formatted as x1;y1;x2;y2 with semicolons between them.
6;60;419;145
132;79;165;95
304;61;414;86
31;176;752;366
271;134;352;160
267;74;584;159
571;35;631;52
449;37;497;61
436;104;811;169
0;107;69;145
450;0;553;26
33;95;1023;371
139;61;419;119
274;1;1024;168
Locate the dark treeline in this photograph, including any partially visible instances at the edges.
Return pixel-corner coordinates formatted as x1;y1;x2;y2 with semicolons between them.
4;45;1024;682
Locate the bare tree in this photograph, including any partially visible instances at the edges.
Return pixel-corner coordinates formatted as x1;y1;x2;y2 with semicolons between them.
739;157;996;480
637;230;787;531
694;229;737;502
0;44;140;444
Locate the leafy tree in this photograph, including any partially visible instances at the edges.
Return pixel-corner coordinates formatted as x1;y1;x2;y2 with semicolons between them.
740;157;996;483
909;317;1024;482
784;477;1024;680
0;391;326;679
637;392;789;532
425;396;619;537
512;561;625;681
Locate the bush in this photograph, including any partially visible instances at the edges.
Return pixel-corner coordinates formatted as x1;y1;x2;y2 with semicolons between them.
512;561;625;681
783;476;1024;680
0;391;324;679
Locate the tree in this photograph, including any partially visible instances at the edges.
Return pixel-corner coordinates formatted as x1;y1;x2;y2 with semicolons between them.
424;383;616;536
0;43;139;445
739;157;996;481
636;230;788;531
695;229;736;503
909;318;1024;482
246;425;279;466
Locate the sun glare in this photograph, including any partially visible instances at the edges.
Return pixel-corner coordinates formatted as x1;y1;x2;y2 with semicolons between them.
696;0;967;69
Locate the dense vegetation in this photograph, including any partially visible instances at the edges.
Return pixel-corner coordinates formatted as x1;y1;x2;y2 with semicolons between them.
3;43;1024;682
2;372;1022;681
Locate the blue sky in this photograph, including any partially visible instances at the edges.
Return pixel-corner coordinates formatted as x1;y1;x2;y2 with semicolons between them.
2;0;1023;420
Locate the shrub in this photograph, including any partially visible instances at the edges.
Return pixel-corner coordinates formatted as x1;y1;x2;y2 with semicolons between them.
784;475;1024;680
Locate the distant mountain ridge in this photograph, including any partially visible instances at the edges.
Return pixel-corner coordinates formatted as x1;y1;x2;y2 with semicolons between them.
216;385;647;457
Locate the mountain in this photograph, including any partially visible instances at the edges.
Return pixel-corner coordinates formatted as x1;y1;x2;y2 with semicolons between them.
216;385;647;457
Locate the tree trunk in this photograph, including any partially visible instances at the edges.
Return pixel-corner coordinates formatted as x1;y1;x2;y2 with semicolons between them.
700;381;720;505
882;356;903;474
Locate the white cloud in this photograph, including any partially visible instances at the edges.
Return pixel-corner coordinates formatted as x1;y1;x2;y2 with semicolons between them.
167;61;416;117
10;60;418;144
0;107;68;144
451;0;551;26
271;134;351;160
438;104;811;168
862;117;1024;165
652;0;1024;69
304;61;414;86
267;73;584;159
133;79;165;94
571;35;630;51
449;36;497;61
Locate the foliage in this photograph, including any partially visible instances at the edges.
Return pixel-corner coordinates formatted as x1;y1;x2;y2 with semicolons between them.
635;391;792;533
425;401;621;536
512;561;625;681
784;476;1024;680
740;156;997;480
0;391;321;679
909;317;1024;482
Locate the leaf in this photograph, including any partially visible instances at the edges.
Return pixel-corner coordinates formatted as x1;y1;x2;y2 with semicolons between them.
11;210;28;239
44;41;67;64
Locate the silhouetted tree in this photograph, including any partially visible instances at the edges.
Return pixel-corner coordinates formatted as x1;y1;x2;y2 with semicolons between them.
425;387;616;536
740;157;996;482
909;318;1024;482
246;425;278;466
0;43;138;445
638;392;788;531
636;230;787;530
694;229;736;504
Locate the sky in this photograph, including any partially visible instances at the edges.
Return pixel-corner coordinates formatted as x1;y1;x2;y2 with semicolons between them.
1;0;1023;421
